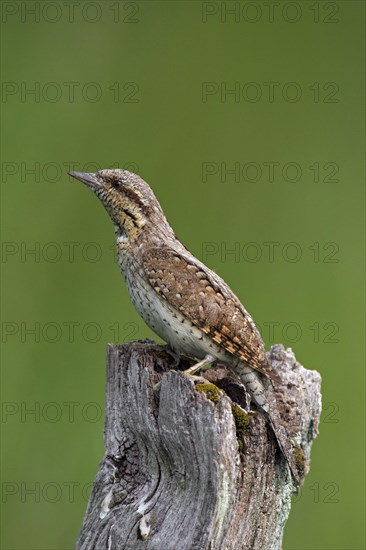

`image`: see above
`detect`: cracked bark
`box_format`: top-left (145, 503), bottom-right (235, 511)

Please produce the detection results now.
top-left (76, 341), bottom-right (321, 550)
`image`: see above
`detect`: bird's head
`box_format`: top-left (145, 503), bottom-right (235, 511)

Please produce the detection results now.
top-left (69, 169), bottom-right (167, 241)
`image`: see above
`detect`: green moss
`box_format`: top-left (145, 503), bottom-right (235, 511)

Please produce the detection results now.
top-left (293, 444), bottom-right (306, 475)
top-left (231, 404), bottom-right (251, 444)
top-left (195, 383), bottom-right (222, 404)
top-left (195, 384), bottom-right (250, 451)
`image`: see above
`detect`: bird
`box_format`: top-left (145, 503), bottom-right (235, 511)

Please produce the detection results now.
top-left (69, 168), bottom-right (300, 483)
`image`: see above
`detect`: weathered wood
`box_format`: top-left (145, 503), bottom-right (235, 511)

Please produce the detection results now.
top-left (76, 341), bottom-right (321, 550)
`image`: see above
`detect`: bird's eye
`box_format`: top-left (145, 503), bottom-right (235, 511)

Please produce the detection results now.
top-left (110, 180), bottom-right (121, 189)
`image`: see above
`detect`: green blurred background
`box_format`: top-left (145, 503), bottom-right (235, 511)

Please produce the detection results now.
top-left (1, 1), bottom-right (365, 548)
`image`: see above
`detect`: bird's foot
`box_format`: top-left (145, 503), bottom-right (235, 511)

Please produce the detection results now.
top-left (184, 354), bottom-right (216, 376)
top-left (153, 353), bottom-right (215, 393)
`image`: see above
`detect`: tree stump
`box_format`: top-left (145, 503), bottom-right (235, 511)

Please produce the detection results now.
top-left (76, 341), bottom-right (321, 550)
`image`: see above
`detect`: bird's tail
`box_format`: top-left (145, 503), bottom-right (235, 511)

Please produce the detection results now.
top-left (234, 361), bottom-right (301, 485)
top-left (263, 410), bottom-right (301, 485)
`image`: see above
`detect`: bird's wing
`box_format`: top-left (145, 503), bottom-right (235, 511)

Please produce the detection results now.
top-left (143, 246), bottom-right (280, 382)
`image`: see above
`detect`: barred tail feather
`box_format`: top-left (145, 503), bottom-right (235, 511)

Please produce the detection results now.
top-left (234, 361), bottom-right (301, 485)
top-left (265, 412), bottom-right (301, 485)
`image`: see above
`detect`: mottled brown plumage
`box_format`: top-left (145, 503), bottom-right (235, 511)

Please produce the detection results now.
top-left (142, 245), bottom-right (280, 382)
top-left (69, 168), bottom-right (300, 483)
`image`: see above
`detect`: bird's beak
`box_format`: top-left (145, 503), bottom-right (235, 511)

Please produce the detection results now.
top-left (68, 171), bottom-right (101, 191)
